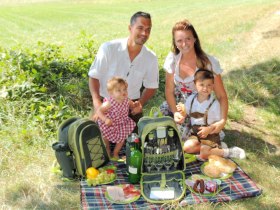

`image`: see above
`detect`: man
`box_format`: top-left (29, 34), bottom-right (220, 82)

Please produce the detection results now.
top-left (88, 11), bottom-right (159, 123)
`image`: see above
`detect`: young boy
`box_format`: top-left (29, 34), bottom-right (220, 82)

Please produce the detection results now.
top-left (174, 69), bottom-right (245, 160)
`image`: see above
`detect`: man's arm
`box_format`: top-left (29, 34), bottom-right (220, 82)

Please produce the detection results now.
top-left (131, 88), bottom-right (156, 115)
top-left (139, 88), bottom-right (156, 106)
top-left (88, 77), bottom-right (102, 120)
top-left (96, 101), bottom-right (112, 126)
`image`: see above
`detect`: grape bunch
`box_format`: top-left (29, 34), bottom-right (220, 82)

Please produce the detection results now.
top-left (87, 166), bottom-right (117, 186)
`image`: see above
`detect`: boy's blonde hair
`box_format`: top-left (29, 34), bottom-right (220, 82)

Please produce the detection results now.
top-left (107, 77), bottom-right (128, 92)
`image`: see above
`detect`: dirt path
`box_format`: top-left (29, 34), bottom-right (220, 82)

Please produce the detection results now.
top-left (226, 8), bottom-right (280, 155)
top-left (244, 9), bottom-right (280, 62)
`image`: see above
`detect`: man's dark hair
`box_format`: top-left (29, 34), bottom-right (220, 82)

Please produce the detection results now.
top-left (194, 69), bottom-right (214, 83)
top-left (130, 11), bottom-right (151, 25)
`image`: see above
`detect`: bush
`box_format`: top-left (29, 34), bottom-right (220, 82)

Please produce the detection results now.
top-left (0, 37), bottom-right (96, 134)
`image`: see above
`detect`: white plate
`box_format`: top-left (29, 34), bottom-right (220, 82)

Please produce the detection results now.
top-left (105, 185), bottom-right (141, 204)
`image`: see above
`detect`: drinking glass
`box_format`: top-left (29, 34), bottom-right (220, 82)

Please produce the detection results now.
top-left (144, 157), bottom-right (153, 173)
top-left (164, 155), bottom-right (173, 171)
top-left (155, 156), bottom-right (163, 172)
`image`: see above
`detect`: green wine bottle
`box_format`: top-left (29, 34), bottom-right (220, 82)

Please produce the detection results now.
top-left (128, 138), bottom-right (142, 184)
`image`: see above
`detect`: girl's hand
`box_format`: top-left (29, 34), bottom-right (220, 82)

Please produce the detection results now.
top-left (105, 118), bottom-right (112, 126)
top-left (174, 112), bottom-right (185, 124)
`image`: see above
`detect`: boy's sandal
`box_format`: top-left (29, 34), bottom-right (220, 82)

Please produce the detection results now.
top-left (195, 154), bottom-right (207, 162)
top-left (117, 158), bottom-right (125, 163)
top-left (110, 157), bottom-right (125, 162)
top-left (184, 153), bottom-right (197, 164)
top-left (110, 157), bottom-right (118, 162)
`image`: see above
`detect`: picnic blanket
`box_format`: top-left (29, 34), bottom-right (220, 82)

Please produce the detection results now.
top-left (80, 159), bottom-right (262, 209)
top-left (181, 160), bottom-right (262, 205)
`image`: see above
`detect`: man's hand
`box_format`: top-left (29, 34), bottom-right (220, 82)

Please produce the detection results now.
top-left (91, 112), bottom-right (99, 122)
top-left (131, 101), bottom-right (143, 115)
top-left (91, 103), bottom-right (102, 122)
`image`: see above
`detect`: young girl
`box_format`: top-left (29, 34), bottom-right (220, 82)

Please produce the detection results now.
top-left (174, 69), bottom-right (245, 160)
top-left (97, 77), bottom-right (136, 160)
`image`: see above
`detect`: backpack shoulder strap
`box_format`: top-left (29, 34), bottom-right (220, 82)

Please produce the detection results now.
top-left (189, 93), bottom-right (198, 114)
top-left (204, 97), bottom-right (217, 125)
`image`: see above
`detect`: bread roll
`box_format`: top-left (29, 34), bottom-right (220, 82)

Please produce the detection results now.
top-left (177, 102), bottom-right (186, 116)
top-left (203, 164), bottom-right (221, 178)
top-left (208, 155), bottom-right (237, 174)
top-left (208, 154), bottom-right (223, 164)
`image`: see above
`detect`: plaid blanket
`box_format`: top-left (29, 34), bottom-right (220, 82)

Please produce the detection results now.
top-left (181, 160), bottom-right (262, 205)
top-left (80, 162), bottom-right (160, 210)
top-left (80, 160), bottom-right (262, 209)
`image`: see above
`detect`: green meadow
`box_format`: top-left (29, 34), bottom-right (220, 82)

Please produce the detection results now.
top-left (0, 0), bottom-right (280, 209)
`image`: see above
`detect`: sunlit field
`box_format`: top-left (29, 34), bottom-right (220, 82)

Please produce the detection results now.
top-left (1, 0), bottom-right (280, 209)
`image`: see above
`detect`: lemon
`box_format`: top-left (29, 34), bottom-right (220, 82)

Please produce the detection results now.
top-left (86, 167), bottom-right (100, 179)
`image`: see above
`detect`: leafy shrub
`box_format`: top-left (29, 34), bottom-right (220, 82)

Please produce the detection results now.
top-left (0, 35), bottom-right (97, 134)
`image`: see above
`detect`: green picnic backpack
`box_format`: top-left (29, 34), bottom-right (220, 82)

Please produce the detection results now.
top-left (138, 108), bottom-right (186, 204)
top-left (52, 117), bottom-right (109, 179)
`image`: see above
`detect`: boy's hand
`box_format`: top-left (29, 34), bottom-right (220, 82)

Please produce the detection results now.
top-left (174, 112), bottom-right (185, 124)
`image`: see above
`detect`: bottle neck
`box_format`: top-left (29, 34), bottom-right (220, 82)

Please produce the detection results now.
top-left (134, 140), bottom-right (140, 150)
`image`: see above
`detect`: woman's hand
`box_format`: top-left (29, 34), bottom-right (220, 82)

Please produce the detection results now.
top-left (174, 112), bottom-right (185, 124)
top-left (197, 120), bottom-right (225, 138)
top-left (176, 102), bottom-right (186, 116)
top-left (197, 126), bottom-right (213, 138)
top-left (209, 120), bottom-right (226, 134)
top-left (176, 104), bottom-right (183, 112)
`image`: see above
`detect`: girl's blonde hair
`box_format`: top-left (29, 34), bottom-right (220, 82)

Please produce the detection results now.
top-left (107, 77), bottom-right (128, 92)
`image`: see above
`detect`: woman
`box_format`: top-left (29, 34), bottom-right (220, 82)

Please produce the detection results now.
top-left (160, 19), bottom-right (228, 143)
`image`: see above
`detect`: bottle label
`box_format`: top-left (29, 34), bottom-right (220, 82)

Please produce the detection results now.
top-left (128, 166), bottom-right (138, 174)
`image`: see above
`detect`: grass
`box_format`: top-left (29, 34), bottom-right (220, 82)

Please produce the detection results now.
top-left (1, 0), bottom-right (280, 209)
